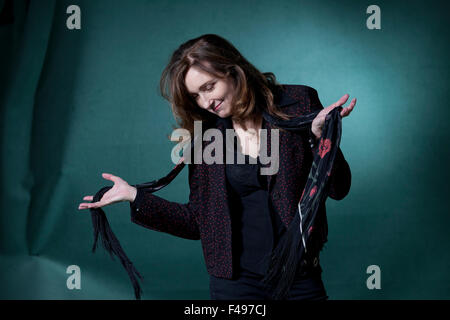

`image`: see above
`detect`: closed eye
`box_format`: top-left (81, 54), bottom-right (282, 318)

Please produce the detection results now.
top-left (191, 82), bottom-right (215, 100)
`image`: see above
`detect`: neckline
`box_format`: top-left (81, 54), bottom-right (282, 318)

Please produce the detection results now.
top-left (221, 116), bottom-right (262, 163)
top-left (234, 144), bottom-right (260, 163)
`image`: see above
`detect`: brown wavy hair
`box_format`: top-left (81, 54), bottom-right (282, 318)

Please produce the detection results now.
top-left (160, 34), bottom-right (292, 139)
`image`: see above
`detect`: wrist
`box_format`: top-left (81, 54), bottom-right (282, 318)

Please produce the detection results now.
top-left (129, 186), bottom-right (137, 203)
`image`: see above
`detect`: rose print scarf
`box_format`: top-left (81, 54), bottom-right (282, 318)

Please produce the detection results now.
top-left (88, 106), bottom-right (343, 300)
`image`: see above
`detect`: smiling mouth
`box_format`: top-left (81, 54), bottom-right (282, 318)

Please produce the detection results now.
top-left (213, 100), bottom-right (223, 111)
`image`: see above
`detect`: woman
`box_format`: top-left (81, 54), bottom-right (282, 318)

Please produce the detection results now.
top-left (78, 34), bottom-right (356, 300)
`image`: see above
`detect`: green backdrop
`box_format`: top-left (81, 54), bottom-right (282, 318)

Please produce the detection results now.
top-left (1, 0), bottom-right (449, 299)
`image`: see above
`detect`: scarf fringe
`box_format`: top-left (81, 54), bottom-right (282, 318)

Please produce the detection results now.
top-left (261, 213), bottom-right (304, 299)
top-left (261, 107), bottom-right (343, 300)
top-left (89, 161), bottom-right (186, 300)
top-left (90, 187), bottom-right (143, 300)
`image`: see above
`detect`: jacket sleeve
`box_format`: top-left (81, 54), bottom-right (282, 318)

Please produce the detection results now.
top-left (307, 86), bottom-right (352, 200)
top-left (129, 164), bottom-right (200, 240)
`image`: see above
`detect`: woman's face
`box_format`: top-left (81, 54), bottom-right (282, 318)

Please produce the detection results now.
top-left (184, 65), bottom-right (235, 118)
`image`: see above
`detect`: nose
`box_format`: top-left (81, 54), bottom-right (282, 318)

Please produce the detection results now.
top-left (198, 93), bottom-right (213, 110)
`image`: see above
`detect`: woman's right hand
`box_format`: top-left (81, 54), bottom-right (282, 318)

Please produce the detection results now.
top-left (78, 173), bottom-right (137, 210)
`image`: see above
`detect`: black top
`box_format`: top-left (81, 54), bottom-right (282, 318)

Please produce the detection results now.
top-left (222, 117), bottom-right (286, 275)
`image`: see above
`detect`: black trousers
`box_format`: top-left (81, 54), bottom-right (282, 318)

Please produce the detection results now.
top-left (209, 265), bottom-right (328, 300)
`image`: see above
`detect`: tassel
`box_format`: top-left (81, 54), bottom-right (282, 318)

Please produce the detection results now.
top-left (89, 158), bottom-right (187, 300)
top-left (261, 212), bottom-right (303, 299)
top-left (90, 186), bottom-right (143, 300)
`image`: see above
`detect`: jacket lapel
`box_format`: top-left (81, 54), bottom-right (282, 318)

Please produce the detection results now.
top-left (263, 85), bottom-right (300, 192)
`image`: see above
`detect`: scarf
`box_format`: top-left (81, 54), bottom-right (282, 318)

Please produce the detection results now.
top-left (88, 106), bottom-right (343, 300)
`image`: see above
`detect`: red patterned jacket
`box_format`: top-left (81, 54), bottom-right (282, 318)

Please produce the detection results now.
top-left (129, 84), bottom-right (351, 279)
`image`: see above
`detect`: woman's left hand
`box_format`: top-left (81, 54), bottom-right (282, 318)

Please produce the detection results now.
top-left (311, 94), bottom-right (356, 139)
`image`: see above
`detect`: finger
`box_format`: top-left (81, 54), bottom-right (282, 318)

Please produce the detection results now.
top-left (102, 173), bottom-right (121, 183)
top-left (347, 97), bottom-right (356, 109)
top-left (340, 109), bottom-right (350, 117)
top-left (78, 201), bottom-right (94, 208)
top-left (78, 202), bottom-right (104, 210)
top-left (334, 94), bottom-right (349, 107)
top-left (341, 105), bottom-right (352, 116)
top-left (340, 104), bottom-right (355, 117)
top-left (83, 196), bottom-right (93, 201)
top-left (326, 94), bottom-right (348, 111)
top-left (78, 203), bottom-right (89, 210)
top-left (339, 97), bottom-right (356, 116)
top-left (345, 98), bottom-right (357, 112)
